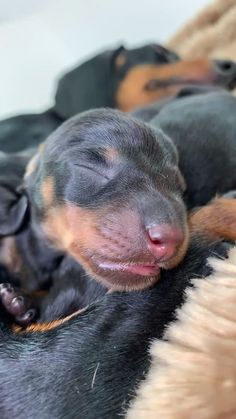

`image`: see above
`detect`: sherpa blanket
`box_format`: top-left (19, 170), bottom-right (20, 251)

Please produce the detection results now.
top-left (127, 246), bottom-right (236, 419)
top-left (167, 0), bottom-right (236, 61)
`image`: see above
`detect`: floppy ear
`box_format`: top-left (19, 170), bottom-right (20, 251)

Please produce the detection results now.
top-left (54, 48), bottom-right (122, 118)
top-left (0, 184), bottom-right (28, 236)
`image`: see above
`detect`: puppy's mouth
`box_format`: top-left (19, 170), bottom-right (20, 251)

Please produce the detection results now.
top-left (88, 228), bottom-right (189, 290)
top-left (98, 261), bottom-right (161, 277)
top-left (144, 75), bottom-right (236, 91)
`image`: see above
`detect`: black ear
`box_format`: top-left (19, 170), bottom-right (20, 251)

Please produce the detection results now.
top-left (0, 185), bottom-right (28, 236)
top-left (54, 47), bottom-right (123, 118)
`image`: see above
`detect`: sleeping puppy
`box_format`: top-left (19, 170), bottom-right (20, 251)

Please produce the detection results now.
top-left (0, 109), bottom-right (187, 323)
top-left (1, 43), bottom-right (236, 153)
top-left (0, 100), bottom-right (236, 324)
top-left (21, 109), bottom-right (189, 291)
top-left (54, 44), bottom-right (236, 116)
top-left (0, 228), bottom-right (233, 418)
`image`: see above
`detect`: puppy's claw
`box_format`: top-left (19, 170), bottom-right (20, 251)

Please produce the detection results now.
top-left (16, 308), bottom-right (37, 326)
top-left (0, 283), bottom-right (37, 325)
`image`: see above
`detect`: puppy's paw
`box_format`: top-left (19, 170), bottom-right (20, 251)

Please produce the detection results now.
top-left (0, 283), bottom-right (37, 326)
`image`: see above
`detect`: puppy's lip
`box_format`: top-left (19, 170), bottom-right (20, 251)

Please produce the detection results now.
top-left (98, 261), bottom-right (160, 277)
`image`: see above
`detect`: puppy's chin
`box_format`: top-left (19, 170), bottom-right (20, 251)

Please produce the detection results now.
top-left (91, 268), bottom-right (160, 292)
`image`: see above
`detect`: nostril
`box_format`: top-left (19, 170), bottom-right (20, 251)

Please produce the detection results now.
top-left (215, 59), bottom-right (236, 74)
top-left (146, 224), bottom-right (184, 262)
top-left (147, 229), bottom-right (165, 245)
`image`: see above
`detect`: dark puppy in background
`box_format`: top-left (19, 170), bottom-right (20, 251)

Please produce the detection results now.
top-left (1, 43), bottom-right (236, 153)
top-left (55, 45), bottom-right (236, 115)
top-left (1, 93), bottom-right (236, 324)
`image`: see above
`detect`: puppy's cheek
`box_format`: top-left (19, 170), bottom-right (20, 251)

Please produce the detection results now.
top-left (41, 205), bottom-right (102, 253)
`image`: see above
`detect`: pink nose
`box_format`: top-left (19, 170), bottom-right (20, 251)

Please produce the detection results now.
top-left (146, 224), bottom-right (184, 262)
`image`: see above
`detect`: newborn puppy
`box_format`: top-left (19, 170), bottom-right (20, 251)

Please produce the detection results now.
top-left (24, 109), bottom-right (188, 291)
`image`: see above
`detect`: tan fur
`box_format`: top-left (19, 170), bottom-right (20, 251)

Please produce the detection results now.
top-left (41, 204), bottom-right (113, 286)
top-left (0, 236), bottom-right (22, 275)
top-left (40, 176), bottom-right (55, 207)
top-left (115, 52), bottom-right (126, 68)
top-left (127, 246), bottom-right (236, 419)
top-left (103, 147), bottom-right (120, 161)
top-left (189, 198), bottom-right (236, 241)
top-left (167, 0), bottom-right (236, 62)
top-left (116, 60), bottom-right (214, 111)
top-left (24, 143), bottom-right (45, 179)
top-left (13, 306), bottom-right (88, 333)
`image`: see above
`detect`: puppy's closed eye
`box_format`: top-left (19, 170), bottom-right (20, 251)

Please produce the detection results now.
top-left (74, 164), bottom-right (110, 182)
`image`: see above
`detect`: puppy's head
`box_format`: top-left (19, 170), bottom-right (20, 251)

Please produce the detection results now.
top-left (116, 57), bottom-right (236, 111)
top-left (55, 43), bottom-right (236, 116)
top-left (54, 43), bottom-right (179, 119)
top-left (25, 109), bottom-right (188, 291)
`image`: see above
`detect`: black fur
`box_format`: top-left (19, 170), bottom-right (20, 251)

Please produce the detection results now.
top-left (0, 110), bottom-right (62, 153)
top-left (133, 90), bottom-right (236, 208)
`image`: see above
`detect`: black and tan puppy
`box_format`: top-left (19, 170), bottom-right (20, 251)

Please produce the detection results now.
top-left (0, 109), bottom-right (188, 323)
top-left (54, 45), bottom-right (236, 115)
top-left (24, 109), bottom-right (189, 291)
top-left (1, 43), bottom-right (236, 153)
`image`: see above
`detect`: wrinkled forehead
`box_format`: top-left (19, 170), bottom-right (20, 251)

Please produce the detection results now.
top-left (44, 111), bottom-right (178, 166)
top-left (76, 134), bottom-right (171, 166)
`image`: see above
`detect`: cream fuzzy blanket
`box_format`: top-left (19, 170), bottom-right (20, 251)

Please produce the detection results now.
top-left (127, 247), bottom-right (236, 419)
top-left (167, 0), bottom-right (236, 61)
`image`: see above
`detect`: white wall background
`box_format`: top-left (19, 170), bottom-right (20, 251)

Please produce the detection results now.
top-left (0, 0), bottom-right (209, 119)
